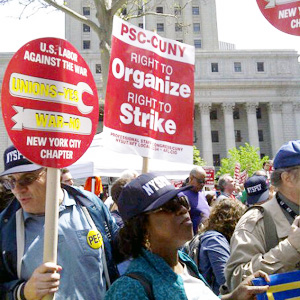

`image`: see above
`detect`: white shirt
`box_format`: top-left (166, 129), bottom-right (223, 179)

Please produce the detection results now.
top-left (180, 263), bottom-right (219, 300)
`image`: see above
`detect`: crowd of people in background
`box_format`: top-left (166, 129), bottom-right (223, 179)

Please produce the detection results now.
top-left (1, 140), bottom-right (300, 299)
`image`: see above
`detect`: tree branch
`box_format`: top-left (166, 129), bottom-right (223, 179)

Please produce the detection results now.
top-left (111, 0), bottom-right (127, 16)
top-left (42, 0), bottom-right (103, 35)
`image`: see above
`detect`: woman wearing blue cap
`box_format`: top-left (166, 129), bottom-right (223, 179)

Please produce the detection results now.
top-left (105, 173), bottom-right (269, 300)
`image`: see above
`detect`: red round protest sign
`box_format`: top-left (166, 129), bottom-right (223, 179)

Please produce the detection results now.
top-left (256, 0), bottom-right (300, 36)
top-left (1, 38), bottom-right (99, 168)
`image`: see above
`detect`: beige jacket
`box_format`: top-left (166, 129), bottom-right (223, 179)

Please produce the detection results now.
top-left (225, 196), bottom-right (300, 291)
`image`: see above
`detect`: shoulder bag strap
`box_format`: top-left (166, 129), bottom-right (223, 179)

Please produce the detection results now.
top-left (245, 205), bottom-right (279, 251)
top-left (126, 272), bottom-right (155, 300)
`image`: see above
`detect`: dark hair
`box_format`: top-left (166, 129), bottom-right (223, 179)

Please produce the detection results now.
top-left (201, 198), bottom-right (246, 241)
top-left (111, 178), bottom-right (130, 205)
top-left (205, 193), bottom-right (215, 206)
top-left (118, 213), bottom-right (149, 259)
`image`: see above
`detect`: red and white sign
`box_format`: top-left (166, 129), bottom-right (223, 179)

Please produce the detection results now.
top-left (234, 162), bottom-right (241, 183)
top-left (239, 170), bottom-right (248, 185)
top-left (1, 38), bottom-right (99, 168)
top-left (203, 166), bottom-right (215, 187)
top-left (256, 0), bottom-right (300, 36)
top-left (103, 17), bottom-right (195, 164)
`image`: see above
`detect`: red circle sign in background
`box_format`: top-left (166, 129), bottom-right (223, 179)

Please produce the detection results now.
top-left (256, 0), bottom-right (300, 36)
top-left (1, 38), bottom-right (99, 168)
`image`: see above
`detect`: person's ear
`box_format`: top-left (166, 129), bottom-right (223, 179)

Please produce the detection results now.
top-left (281, 171), bottom-right (295, 187)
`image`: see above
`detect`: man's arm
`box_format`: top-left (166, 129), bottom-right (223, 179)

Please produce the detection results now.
top-left (225, 213), bottom-right (300, 291)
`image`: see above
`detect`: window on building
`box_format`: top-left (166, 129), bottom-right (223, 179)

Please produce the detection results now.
top-left (83, 40), bottom-right (91, 50)
top-left (256, 107), bottom-right (262, 119)
top-left (211, 131), bottom-right (219, 143)
top-left (83, 7), bottom-right (90, 15)
top-left (157, 23), bottom-right (164, 32)
top-left (193, 23), bottom-right (200, 33)
top-left (138, 23), bottom-right (144, 28)
top-left (260, 153), bottom-right (265, 159)
top-left (233, 108), bottom-right (240, 119)
top-left (83, 24), bottom-right (90, 32)
top-left (211, 63), bottom-right (218, 72)
top-left (213, 154), bottom-right (221, 167)
top-left (257, 62), bottom-right (264, 72)
top-left (174, 7), bottom-right (181, 15)
top-left (210, 110), bottom-right (218, 120)
top-left (235, 130), bottom-right (242, 142)
top-left (156, 6), bottom-right (163, 13)
top-left (95, 64), bottom-right (102, 74)
top-left (192, 6), bottom-right (200, 15)
top-left (194, 40), bottom-right (202, 49)
top-left (258, 130), bottom-right (264, 142)
top-left (194, 131), bottom-right (197, 143)
top-left (234, 62), bottom-right (242, 72)
top-left (175, 23), bottom-right (182, 32)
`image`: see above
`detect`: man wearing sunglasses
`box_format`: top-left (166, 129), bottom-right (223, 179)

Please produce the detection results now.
top-left (180, 166), bottom-right (210, 235)
top-left (0, 145), bottom-right (119, 300)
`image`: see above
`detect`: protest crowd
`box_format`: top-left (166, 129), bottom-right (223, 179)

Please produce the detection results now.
top-left (0, 139), bottom-right (300, 300)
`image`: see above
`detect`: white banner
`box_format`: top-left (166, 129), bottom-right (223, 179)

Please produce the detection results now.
top-left (9, 73), bottom-right (94, 114)
top-left (12, 106), bottom-right (92, 134)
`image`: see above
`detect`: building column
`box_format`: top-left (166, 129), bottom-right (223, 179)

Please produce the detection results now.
top-left (199, 103), bottom-right (213, 166)
top-left (221, 102), bottom-right (236, 154)
top-left (245, 102), bottom-right (260, 154)
top-left (282, 102), bottom-right (295, 141)
top-left (293, 102), bottom-right (300, 140)
top-left (268, 102), bottom-right (284, 157)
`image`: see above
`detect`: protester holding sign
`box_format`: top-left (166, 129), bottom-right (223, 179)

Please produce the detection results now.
top-left (0, 146), bottom-right (119, 300)
top-left (225, 140), bottom-right (300, 292)
top-left (105, 173), bottom-right (270, 300)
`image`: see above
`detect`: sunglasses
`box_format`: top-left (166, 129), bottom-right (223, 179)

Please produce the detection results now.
top-left (2, 169), bottom-right (45, 190)
top-left (149, 195), bottom-right (190, 214)
top-left (194, 176), bottom-right (206, 184)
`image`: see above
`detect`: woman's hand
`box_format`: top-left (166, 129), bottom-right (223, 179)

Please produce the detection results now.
top-left (221, 270), bottom-right (270, 300)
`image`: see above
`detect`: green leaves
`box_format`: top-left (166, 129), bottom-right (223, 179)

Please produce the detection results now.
top-left (193, 145), bottom-right (206, 166)
top-left (217, 143), bottom-right (269, 177)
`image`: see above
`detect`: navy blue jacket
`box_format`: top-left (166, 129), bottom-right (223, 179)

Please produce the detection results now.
top-left (0, 185), bottom-right (119, 299)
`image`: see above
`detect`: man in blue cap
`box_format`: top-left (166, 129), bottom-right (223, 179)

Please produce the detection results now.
top-left (0, 145), bottom-right (119, 300)
top-left (244, 175), bottom-right (271, 206)
top-left (224, 140), bottom-right (300, 292)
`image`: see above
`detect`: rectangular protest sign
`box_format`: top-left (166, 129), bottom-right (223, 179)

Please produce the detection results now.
top-left (252, 270), bottom-right (300, 300)
top-left (203, 166), bottom-right (215, 187)
top-left (103, 16), bottom-right (195, 164)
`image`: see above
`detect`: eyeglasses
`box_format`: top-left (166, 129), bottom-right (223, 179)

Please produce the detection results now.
top-left (194, 177), bottom-right (206, 184)
top-left (148, 195), bottom-right (190, 214)
top-left (2, 169), bottom-right (45, 190)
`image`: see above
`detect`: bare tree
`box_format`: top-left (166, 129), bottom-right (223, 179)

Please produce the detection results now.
top-left (0, 0), bottom-right (187, 96)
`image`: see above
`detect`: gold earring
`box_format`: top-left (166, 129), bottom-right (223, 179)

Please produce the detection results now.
top-left (144, 236), bottom-right (151, 251)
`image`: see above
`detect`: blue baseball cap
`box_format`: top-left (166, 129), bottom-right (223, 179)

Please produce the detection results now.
top-left (273, 140), bottom-right (300, 169)
top-left (244, 175), bottom-right (270, 205)
top-left (118, 172), bottom-right (191, 222)
top-left (0, 145), bottom-right (42, 176)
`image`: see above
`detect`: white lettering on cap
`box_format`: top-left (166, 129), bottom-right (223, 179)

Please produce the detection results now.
top-left (142, 176), bottom-right (170, 196)
top-left (6, 150), bottom-right (23, 163)
top-left (247, 184), bottom-right (262, 194)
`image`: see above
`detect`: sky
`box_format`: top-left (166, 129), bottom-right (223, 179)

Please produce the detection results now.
top-left (0, 0), bottom-right (299, 54)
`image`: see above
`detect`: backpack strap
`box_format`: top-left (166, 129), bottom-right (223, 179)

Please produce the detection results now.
top-left (246, 205), bottom-right (279, 251)
top-left (126, 272), bottom-right (155, 300)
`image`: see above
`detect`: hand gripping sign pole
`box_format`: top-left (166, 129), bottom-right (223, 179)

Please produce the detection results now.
top-left (1, 38), bottom-right (99, 300)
